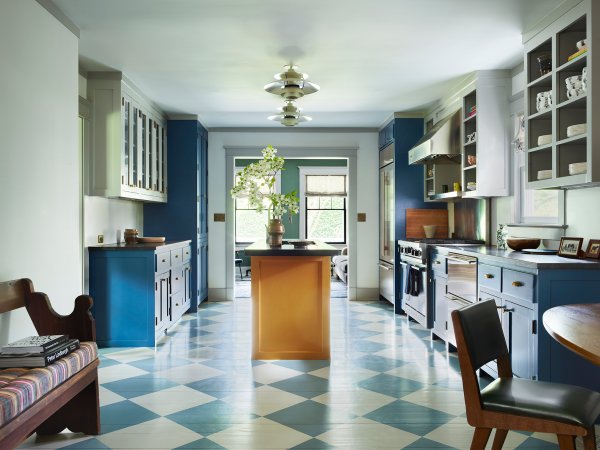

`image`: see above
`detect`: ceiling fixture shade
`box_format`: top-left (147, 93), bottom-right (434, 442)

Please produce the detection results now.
top-left (264, 65), bottom-right (320, 101)
top-left (268, 101), bottom-right (312, 127)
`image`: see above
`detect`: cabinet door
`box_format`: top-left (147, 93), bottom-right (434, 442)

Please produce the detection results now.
top-left (183, 263), bottom-right (191, 310)
top-left (155, 272), bottom-right (170, 332)
top-left (121, 97), bottom-right (132, 188)
top-left (199, 238), bottom-right (208, 302)
top-left (432, 276), bottom-right (448, 340)
top-left (504, 297), bottom-right (537, 380)
top-left (478, 292), bottom-right (504, 378)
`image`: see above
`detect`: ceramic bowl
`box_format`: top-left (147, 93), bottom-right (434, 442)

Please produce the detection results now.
top-left (506, 238), bottom-right (541, 251)
top-left (537, 169), bottom-right (552, 180)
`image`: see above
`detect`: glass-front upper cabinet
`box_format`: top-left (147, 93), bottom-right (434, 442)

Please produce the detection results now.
top-left (88, 72), bottom-right (167, 203)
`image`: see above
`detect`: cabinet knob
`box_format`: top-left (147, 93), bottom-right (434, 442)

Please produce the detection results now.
top-left (162, 259), bottom-right (166, 263)
top-left (435, 260), bottom-right (441, 265)
top-left (176, 303), bottom-right (179, 306)
top-left (512, 281), bottom-right (524, 287)
top-left (485, 274), bottom-right (494, 279)
top-left (175, 277), bottom-right (179, 281)
top-left (175, 255), bottom-right (179, 258)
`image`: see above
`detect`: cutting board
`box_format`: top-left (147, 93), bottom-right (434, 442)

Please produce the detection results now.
top-left (405, 209), bottom-right (449, 239)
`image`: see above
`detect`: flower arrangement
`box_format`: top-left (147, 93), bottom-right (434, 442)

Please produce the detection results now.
top-left (230, 145), bottom-right (299, 220)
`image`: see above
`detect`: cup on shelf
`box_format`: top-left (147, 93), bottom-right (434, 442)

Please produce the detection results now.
top-left (537, 53), bottom-right (552, 76)
top-left (576, 39), bottom-right (587, 50)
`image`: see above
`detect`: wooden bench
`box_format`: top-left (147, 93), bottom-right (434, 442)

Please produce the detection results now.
top-left (0, 279), bottom-right (100, 450)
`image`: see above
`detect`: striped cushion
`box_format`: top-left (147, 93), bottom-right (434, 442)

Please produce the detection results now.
top-left (0, 342), bottom-right (97, 426)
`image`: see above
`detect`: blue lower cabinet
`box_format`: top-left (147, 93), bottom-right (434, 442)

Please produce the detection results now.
top-left (89, 241), bottom-right (192, 347)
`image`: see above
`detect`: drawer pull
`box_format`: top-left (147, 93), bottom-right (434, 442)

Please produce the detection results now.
top-left (435, 260), bottom-right (441, 264)
top-left (512, 281), bottom-right (524, 287)
top-left (484, 274), bottom-right (494, 279)
top-left (501, 306), bottom-right (515, 313)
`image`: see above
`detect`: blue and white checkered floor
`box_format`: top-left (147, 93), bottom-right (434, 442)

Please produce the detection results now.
top-left (18, 296), bottom-right (591, 449)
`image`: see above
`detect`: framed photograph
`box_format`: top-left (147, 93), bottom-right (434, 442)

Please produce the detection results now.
top-left (558, 237), bottom-right (583, 258)
top-left (585, 239), bottom-right (600, 259)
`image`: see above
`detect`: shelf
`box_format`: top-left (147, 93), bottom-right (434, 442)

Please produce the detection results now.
top-left (527, 143), bottom-right (553, 153)
top-left (425, 177), bottom-right (434, 181)
top-left (463, 164), bottom-right (477, 171)
top-left (556, 93), bottom-right (587, 110)
top-left (557, 52), bottom-right (588, 73)
top-left (527, 71), bottom-right (553, 89)
top-left (463, 140), bottom-right (476, 147)
top-left (462, 190), bottom-right (483, 198)
top-left (528, 108), bottom-right (552, 120)
top-left (463, 113), bottom-right (477, 123)
top-left (556, 134), bottom-right (587, 146)
top-left (427, 191), bottom-right (462, 201)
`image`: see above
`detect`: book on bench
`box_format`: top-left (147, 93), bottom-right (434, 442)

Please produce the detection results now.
top-left (0, 335), bottom-right (68, 355)
top-left (0, 339), bottom-right (80, 368)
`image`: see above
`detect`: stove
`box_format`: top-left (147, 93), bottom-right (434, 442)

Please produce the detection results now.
top-left (398, 238), bottom-right (484, 328)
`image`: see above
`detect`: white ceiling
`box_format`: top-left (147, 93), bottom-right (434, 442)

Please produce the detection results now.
top-left (52, 0), bottom-right (565, 129)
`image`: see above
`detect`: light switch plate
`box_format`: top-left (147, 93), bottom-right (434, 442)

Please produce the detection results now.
top-left (214, 213), bottom-right (226, 222)
top-left (357, 213), bottom-right (366, 222)
top-left (97, 234), bottom-right (104, 244)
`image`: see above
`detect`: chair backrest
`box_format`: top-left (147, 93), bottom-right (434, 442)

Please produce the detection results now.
top-left (451, 300), bottom-right (512, 421)
top-left (0, 279), bottom-right (33, 314)
top-left (452, 300), bottom-right (509, 371)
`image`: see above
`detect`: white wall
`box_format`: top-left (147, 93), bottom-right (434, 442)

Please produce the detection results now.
top-left (0, 1), bottom-right (80, 342)
top-left (208, 130), bottom-right (379, 300)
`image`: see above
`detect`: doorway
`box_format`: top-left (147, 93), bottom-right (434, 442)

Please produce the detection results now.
top-left (225, 146), bottom-right (358, 302)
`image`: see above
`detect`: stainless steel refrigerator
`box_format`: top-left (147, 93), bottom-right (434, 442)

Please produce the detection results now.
top-left (379, 143), bottom-right (395, 304)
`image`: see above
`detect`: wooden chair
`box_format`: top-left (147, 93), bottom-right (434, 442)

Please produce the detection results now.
top-left (451, 300), bottom-right (600, 450)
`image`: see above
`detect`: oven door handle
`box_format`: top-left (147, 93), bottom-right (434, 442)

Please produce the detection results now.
top-left (447, 256), bottom-right (477, 265)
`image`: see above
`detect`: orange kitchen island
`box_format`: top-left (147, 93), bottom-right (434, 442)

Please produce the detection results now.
top-left (244, 240), bottom-right (338, 360)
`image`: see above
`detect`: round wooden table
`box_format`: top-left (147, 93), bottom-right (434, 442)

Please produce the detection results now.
top-left (542, 303), bottom-right (600, 366)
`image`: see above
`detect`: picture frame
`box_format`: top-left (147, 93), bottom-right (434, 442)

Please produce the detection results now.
top-left (585, 239), bottom-right (600, 259)
top-left (558, 237), bottom-right (583, 258)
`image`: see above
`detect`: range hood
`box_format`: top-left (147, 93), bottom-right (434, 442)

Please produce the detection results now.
top-left (408, 110), bottom-right (461, 165)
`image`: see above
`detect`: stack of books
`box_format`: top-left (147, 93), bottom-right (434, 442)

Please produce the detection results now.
top-left (0, 335), bottom-right (80, 368)
top-left (568, 47), bottom-right (587, 62)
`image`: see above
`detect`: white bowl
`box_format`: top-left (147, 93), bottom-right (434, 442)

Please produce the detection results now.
top-left (537, 134), bottom-right (552, 146)
top-left (569, 162), bottom-right (587, 175)
top-left (566, 123), bottom-right (587, 137)
top-left (537, 170), bottom-right (552, 180)
top-left (466, 183), bottom-right (476, 191)
top-left (577, 39), bottom-right (588, 50)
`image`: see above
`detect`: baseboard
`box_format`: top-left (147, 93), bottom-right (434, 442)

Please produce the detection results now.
top-left (347, 287), bottom-right (379, 301)
top-left (208, 288), bottom-right (231, 302)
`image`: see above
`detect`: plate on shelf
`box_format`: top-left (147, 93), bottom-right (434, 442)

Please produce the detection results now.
top-left (566, 123), bottom-right (586, 138)
top-left (137, 236), bottom-right (166, 243)
top-left (568, 162), bottom-right (587, 175)
top-left (537, 170), bottom-right (552, 180)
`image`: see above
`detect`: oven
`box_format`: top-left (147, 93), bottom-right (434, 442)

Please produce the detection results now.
top-left (400, 260), bottom-right (429, 327)
top-left (446, 252), bottom-right (478, 304)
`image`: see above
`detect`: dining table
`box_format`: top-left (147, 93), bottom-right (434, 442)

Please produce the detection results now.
top-left (542, 303), bottom-right (600, 367)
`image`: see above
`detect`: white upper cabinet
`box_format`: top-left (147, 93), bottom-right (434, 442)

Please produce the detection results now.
top-left (460, 71), bottom-right (511, 198)
top-left (87, 72), bottom-right (167, 203)
top-left (524, 0), bottom-right (598, 189)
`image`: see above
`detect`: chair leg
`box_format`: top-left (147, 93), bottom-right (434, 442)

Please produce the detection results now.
top-left (470, 427), bottom-right (492, 450)
top-left (582, 426), bottom-right (596, 450)
top-left (556, 434), bottom-right (576, 450)
top-left (492, 429), bottom-right (508, 450)
top-left (239, 264), bottom-right (243, 279)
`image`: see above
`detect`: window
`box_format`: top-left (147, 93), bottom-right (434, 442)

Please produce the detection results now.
top-left (299, 167), bottom-right (348, 243)
top-left (513, 113), bottom-right (564, 224)
top-left (234, 168), bottom-right (280, 243)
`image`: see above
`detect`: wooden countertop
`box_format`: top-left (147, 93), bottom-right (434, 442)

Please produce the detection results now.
top-left (543, 304), bottom-right (600, 366)
top-left (244, 240), bottom-right (339, 256)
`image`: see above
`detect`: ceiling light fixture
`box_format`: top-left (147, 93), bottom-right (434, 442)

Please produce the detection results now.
top-left (268, 101), bottom-right (312, 127)
top-left (264, 64), bottom-right (320, 101)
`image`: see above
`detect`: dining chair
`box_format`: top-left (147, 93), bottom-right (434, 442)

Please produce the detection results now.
top-left (234, 252), bottom-right (244, 280)
top-left (451, 300), bottom-right (600, 450)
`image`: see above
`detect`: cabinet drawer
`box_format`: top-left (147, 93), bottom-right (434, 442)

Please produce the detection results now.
top-left (171, 248), bottom-right (184, 266)
top-left (182, 246), bottom-right (192, 263)
top-left (502, 269), bottom-right (535, 302)
top-left (431, 254), bottom-right (446, 275)
top-left (171, 267), bottom-right (185, 294)
top-left (156, 252), bottom-right (170, 273)
top-left (171, 290), bottom-right (185, 321)
top-left (479, 264), bottom-right (501, 293)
